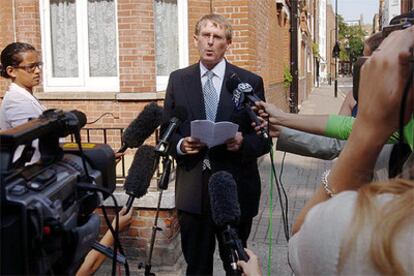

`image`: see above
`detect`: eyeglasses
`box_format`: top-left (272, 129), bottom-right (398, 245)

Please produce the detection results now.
top-left (13, 61), bottom-right (43, 73)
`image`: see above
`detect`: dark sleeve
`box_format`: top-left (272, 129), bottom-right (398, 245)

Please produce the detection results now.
top-left (161, 72), bottom-right (205, 169)
top-left (161, 72), bottom-right (181, 159)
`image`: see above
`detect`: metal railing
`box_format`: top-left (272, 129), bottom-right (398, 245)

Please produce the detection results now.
top-left (69, 127), bottom-right (162, 181)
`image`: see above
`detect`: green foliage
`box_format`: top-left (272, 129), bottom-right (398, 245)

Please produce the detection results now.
top-left (312, 43), bottom-right (320, 59)
top-left (283, 66), bottom-right (293, 89)
top-left (337, 15), bottom-right (366, 62)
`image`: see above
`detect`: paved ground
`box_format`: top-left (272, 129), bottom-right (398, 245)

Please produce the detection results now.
top-left (213, 78), bottom-right (353, 275)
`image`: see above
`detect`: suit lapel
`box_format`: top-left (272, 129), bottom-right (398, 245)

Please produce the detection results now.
top-left (216, 61), bottom-right (235, 122)
top-left (184, 63), bottom-right (206, 120)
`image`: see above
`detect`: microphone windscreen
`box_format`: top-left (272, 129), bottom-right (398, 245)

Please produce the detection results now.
top-left (208, 171), bottom-right (241, 226)
top-left (70, 110), bottom-right (87, 128)
top-left (124, 145), bottom-right (156, 198)
top-left (172, 106), bottom-right (188, 122)
top-left (226, 72), bottom-right (241, 93)
top-left (122, 102), bottom-right (163, 148)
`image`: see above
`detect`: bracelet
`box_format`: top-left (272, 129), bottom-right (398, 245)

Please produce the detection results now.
top-left (321, 169), bottom-right (336, 197)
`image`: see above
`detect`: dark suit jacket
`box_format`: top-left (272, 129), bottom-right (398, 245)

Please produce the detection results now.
top-left (162, 61), bottom-right (270, 220)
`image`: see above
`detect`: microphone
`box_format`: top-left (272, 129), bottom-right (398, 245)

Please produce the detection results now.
top-left (208, 171), bottom-right (249, 271)
top-left (118, 102), bottom-right (163, 153)
top-left (227, 73), bottom-right (268, 139)
top-left (123, 145), bottom-right (157, 212)
top-left (155, 106), bottom-right (188, 156)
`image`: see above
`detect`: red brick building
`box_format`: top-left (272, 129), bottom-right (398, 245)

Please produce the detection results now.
top-left (0, 0), bottom-right (311, 273)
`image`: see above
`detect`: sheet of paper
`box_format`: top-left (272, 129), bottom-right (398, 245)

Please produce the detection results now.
top-left (191, 120), bottom-right (239, 148)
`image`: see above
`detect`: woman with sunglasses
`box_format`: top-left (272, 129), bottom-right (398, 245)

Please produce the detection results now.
top-left (0, 42), bottom-right (45, 163)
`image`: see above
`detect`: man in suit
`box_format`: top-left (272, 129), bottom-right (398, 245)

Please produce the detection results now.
top-left (161, 14), bottom-right (270, 275)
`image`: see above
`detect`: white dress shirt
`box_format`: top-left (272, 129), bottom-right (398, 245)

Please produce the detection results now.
top-left (0, 83), bottom-right (46, 164)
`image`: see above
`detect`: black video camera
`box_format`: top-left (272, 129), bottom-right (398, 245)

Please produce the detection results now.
top-left (0, 109), bottom-right (116, 275)
top-left (353, 12), bottom-right (414, 102)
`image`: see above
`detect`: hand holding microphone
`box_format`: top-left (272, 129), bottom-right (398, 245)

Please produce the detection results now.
top-left (208, 171), bottom-right (249, 272)
top-left (227, 73), bottom-right (269, 139)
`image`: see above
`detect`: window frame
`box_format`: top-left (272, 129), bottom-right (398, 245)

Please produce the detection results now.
top-left (155, 0), bottom-right (189, 92)
top-left (39, 0), bottom-right (120, 92)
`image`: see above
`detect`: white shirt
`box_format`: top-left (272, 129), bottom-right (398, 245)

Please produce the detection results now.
top-left (199, 58), bottom-right (226, 101)
top-left (0, 83), bottom-right (46, 164)
top-left (288, 191), bottom-right (414, 275)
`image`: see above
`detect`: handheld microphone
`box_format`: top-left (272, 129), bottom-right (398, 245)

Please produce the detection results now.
top-left (227, 73), bottom-right (269, 139)
top-left (123, 145), bottom-right (157, 212)
top-left (118, 102), bottom-right (163, 153)
top-left (155, 106), bottom-right (188, 156)
top-left (208, 171), bottom-right (249, 271)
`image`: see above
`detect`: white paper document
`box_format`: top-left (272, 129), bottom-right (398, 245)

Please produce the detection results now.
top-left (191, 120), bottom-right (239, 148)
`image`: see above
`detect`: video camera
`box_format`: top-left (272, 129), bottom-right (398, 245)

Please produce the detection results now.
top-left (353, 12), bottom-right (414, 101)
top-left (1, 109), bottom-right (116, 275)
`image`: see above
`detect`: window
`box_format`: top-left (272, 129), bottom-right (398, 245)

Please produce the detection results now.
top-left (154, 0), bottom-right (188, 91)
top-left (40, 0), bottom-right (119, 92)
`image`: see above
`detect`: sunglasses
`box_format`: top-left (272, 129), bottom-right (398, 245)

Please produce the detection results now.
top-left (13, 61), bottom-right (43, 73)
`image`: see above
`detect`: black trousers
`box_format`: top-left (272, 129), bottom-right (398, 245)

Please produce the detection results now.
top-left (177, 171), bottom-right (253, 276)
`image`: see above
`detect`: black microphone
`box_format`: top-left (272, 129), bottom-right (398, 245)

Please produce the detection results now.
top-left (118, 102), bottom-right (163, 153)
top-left (227, 73), bottom-right (269, 139)
top-left (123, 145), bottom-right (157, 212)
top-left (208, 171), bottom-right (249, 272)
top-left (155, 106), bottom-right (188, 156)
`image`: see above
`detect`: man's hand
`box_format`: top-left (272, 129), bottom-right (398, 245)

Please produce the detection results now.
top-left (226, 132), bottom-right (243, 151)
top-left (180, 137), bottom-right (206, 154)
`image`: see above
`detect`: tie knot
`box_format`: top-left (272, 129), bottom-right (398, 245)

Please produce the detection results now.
top-left (205, 70), bottom-right (215, 80)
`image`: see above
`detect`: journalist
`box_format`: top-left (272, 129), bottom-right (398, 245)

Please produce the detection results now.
top-left (240, 25), bottom-right (414, 275)
top-left (161, 13), bottom-right (270, 275)
top-left (0, 42), bottom-right (45, 163)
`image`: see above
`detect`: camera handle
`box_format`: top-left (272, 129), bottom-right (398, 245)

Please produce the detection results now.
top-left (138, 156), bottom-right (172, 276)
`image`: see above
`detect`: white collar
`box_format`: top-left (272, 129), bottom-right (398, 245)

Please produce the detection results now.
top-left (199, 59), bottom-right (226, 80)
top-left (8, 83), bottom-right (45, 110)
top-left (9, 83), bottom-right (37, 100)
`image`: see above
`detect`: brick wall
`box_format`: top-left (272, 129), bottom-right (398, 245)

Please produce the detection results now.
top-left (0, 1), bottom-right (14, 95)
top-left (94, 207), bottom-right (181, 273)
top-left (118, 0), bottom-right (156, 93)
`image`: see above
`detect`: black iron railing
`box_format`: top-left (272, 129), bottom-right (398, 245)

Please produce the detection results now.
top-left (69, 127), bottom-right (162, 181)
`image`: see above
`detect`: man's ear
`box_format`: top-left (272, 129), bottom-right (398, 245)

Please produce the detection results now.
top-left (226, 40), bottom-right (232, 51)
top-left (193, 34), bottom-right (199, 47)
top-left (6, 66), bottom-right (16, 79)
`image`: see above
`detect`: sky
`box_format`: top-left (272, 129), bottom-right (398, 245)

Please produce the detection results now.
top-left (329, 0), bottom-right (379, 24)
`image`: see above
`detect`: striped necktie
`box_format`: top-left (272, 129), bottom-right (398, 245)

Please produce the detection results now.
top-left (203, 70), bottom-right (219, 121)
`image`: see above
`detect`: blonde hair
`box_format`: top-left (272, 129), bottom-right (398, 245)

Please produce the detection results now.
top-left (339, 178), bottom-right (414, 275)
top-left (194, 14), bottom-right (233, 41)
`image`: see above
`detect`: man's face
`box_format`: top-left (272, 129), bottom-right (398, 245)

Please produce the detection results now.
top-left (193, 20), bottom-right (231, 69)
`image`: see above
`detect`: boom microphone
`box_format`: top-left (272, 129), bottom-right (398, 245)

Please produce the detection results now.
top-left (124, 145), bottom-right (157, 212)
top-left (155, 106), bottom-right (188, 155)
top-left (118, 102), bottom-right (163, 153)
top-left (208, 171), bottom-right (249, 271)
top-left (226, 73), bottom-right (268, 139)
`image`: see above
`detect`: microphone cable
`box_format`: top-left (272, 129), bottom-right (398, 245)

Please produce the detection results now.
top-left (77, 184), bottom-right (130, 276)
top-left (264, 119), bottom-right (290, 276)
